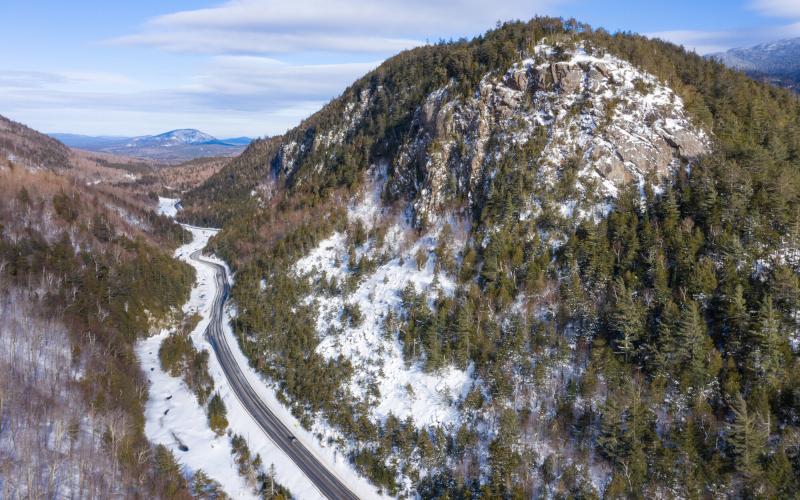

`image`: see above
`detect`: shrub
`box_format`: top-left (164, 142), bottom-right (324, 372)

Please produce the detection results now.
top-left (207, 392), bottom-right (228, 436)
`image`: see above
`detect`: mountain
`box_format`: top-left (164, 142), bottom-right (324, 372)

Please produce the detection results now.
top-left (48, 132), bottom-right (129, 150)
top-left (50, 128), bottom-right (252, 162)
top-left (218, 136), bottom-right (253, 146)
top-left (129, 128), bottom-right (217, 147)
top-left (181, 18), bottom-right (800, 497)
top-left (709, 37), bottom-right (800, 90)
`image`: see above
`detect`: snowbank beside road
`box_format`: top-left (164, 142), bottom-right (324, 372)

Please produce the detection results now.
top-left (138, 225), bottom-right (383, 499)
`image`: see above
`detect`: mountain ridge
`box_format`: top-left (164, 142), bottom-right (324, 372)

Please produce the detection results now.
top-left (50, 128), bottom-right (253, 161)
top-left (709, 37), bottom-right (800, 90)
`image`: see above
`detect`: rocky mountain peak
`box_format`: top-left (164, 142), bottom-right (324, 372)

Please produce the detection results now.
top-left (396, 42), bottom-right (710, 221)
top-left (252, 42), bottom-right (710, 230)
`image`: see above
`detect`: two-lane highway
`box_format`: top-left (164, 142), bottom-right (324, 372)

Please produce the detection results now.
top-left (189, 249), bottom-right (360, 500)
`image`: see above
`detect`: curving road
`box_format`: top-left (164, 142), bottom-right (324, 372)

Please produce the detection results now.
top-left (189, 249), bottom-right (360, 500)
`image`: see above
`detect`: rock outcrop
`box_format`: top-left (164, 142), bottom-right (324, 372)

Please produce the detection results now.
top-left (389, 42), bottom-right (710, 220)
top-left (263, 42), bottom-right (710, 224)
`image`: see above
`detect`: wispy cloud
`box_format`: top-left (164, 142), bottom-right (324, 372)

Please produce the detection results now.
top-left (109, 0), bottom-right (565, 55)
top-left (112, 30), bottom-right (421, 55)
top-left (56, 0), bottom-right (565, 136)
top-left (184, 56), bottom-right (379, 102)
top-left (751, 0), bottom-right (800, 18)
top-left (0, 57), bottom-right (379, 137)
top-left (646, 30), bottom-right (736, 54)
top-left (648, 22), bottom-right (800, 54)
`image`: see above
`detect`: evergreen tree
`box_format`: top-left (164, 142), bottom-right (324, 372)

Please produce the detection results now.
top-left (207, 392), bottom-right (229, 436)
top-left (675, 301), bottom-right (715, 387)
top-left (748, 295), bottom-right (783, 384)
top-left (609, 277), bottom-right (645, 362)
top-left (727, 394), bottom-right (769, 479)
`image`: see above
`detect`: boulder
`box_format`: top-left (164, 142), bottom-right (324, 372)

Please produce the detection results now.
top-left (593, 150), bottom-right (631, 185)
top-left (535, 67), bottom-right (554, 91)
top-left (660, 129), bottom-right (707, 158)
top-left (534, 63), bottom-right (584, 93)
top-left (552, 62), bottom-right (584, 93)
top-left (593, 62), bottom-right (612, 79)
top-left (506, 69), bottom-right (529, 91)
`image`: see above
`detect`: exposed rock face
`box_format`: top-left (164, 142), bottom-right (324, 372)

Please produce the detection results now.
top-left (266, 42), bottom-right (710, 223)
top-left (388, 42), bottom-right (710, 220)
top-left (533, 62), bottom-right (585, 93)
top-left (661, 128), bottom-right (708, 158)
top-left (506, 69), bottom-right (529, 91)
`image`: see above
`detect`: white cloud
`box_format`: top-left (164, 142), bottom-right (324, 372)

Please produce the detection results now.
top-left (751, 0), bottom-right (800, 18)
top-left (186, 56), bottom-right (378, 96)
top-left (646, 30), bottom-right (736, 54)
top-left (51, 0), bottom-right (566, 136)
top-left (647, 22), bottom-right (800, 54)
top-left (0, 58), bottom-right (378, 137)
top-left (110, 0), bottom-right (566, 55)
top-left (112, 30), bottom-right (421, 54)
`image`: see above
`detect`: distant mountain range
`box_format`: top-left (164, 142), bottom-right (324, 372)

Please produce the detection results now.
top-left (50, 129), bottom-right (253, 162)
top-left (709, 37), bottom-right (800, 91)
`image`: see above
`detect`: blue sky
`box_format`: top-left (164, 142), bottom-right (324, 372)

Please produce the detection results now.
top-left (1, 0), bottom-right (799, 138)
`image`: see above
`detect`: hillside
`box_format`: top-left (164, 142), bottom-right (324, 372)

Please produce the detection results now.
top-left (0, 117), bottom-right (208, 497)
top-left (710, 37), bottom-right (800, 91)
top-left (0, 114), bottom-right (72, 170)
top-left (181, 18), bottom-right (800, 498)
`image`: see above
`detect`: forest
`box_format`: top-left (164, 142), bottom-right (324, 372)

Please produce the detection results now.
top-left (0, 163), bottom-right (201, 498)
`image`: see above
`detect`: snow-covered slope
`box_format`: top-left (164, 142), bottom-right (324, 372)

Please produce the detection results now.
top-left (138, 222), bottom-right (383, 499)
top-left (709, 37), bottom-right (800, 74)
top-left (709, 37), bottom-right (800, 90)
top-left (277, 42), bottom-right (710, 494)
top-left (295, 182), bottom-right (472, 429)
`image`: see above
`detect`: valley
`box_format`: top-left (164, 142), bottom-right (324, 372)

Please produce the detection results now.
top-left (4, 11), bottom-right (800, 500)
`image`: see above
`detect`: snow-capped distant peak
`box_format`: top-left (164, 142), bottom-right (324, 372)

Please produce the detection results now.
top-left (709, 37), bottom-right (800, 74)
top-left (132, 129), bottom-right (217, 147)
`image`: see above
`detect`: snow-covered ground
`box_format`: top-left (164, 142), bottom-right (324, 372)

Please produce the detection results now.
top-left (138, 223), bottom-right (383, 499)
top-left (296, 227), bottom-right (473, 428)
top-left (295, 185), bottom-right (475, 431)
top-left (157, 197), bottom-right (180, 217)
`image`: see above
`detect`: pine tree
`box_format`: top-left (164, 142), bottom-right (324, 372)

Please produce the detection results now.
top-left (726, 284), bottom-right (748, 356)
top-left (675, 301), bottom-right (712, 386)
top-left (609, 277), bottom-right (644, 362)
top-left (597, 392), bottom-right (628, 463)
top-left (452, 302), bottom-right (473, 369)
top-left (650, 247), bottom-right (671, 305)
top-left (207, 392), bottom-right (228, 436)
top-left (727, 394), bottom-right (769, 479)
top-left (749, 295), bottom-right (783, 384)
